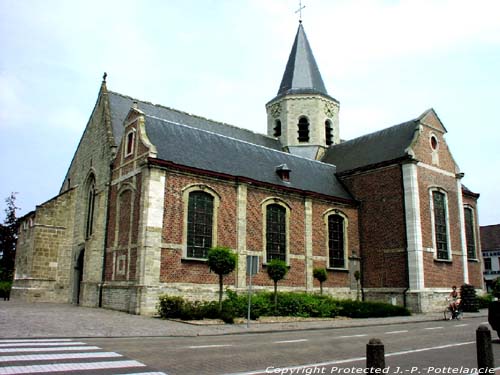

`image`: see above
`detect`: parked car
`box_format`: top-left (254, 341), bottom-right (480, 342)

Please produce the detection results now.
top-left (488, 300), bottom-right (500, 338)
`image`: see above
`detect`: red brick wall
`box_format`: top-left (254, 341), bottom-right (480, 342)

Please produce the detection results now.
top-left (341, 165), bottom-right (407, 289)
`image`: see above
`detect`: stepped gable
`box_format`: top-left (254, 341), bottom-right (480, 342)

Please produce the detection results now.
top-left (108, 91), bottom-right (281, 150)
top-left (144, 114), bottom-right (353, 201)
top-left (322, 119), bottom-right (419, 174)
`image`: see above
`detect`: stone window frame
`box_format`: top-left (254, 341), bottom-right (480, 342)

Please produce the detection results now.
top-left (261, 197), bottom-right (290, 265)
top-left (323, 209), bottom-right (349, 270)
top-left (429, 187), bottom-right (452, 261)
top-left (181, 184), bottom-right (220, 261)
top-left (463, 205), bottom-right (478, 261)
top-left (124, 129), bottom-right (136, 158)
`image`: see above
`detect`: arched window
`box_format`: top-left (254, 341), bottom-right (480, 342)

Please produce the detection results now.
top-left (187, 191), bottom-right (214, 259)
top-left (328, 214), bottom-right (345, 268)
top-left (464, 207), bottom-right (476, 259)
top-left (325, 120), bottom-right (333, 146)
top-left (266, 204), bottom-right (287, 262)
top-left (273, 120), bottom-right (281, 137)
top-left (431, 190), bottom-right (449, 260)
top-left (85, 177), bottom-right (96, 239)
top-left (125, 130), bottom-right (135, 156)
top-left (297, 116), bottom-right (310, 142)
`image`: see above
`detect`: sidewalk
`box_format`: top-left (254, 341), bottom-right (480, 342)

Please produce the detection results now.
top-left (0, 300), bottom-right (489, 339)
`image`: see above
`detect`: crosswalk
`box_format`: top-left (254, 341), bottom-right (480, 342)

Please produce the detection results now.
top-left (0, 339), bottom-right (167, 374)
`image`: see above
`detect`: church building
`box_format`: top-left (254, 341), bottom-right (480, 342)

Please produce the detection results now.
top-left (13, 23), bottom-right (483, 315)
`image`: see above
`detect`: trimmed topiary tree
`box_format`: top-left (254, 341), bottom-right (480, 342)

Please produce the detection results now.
top-left (313, 267), bottom-right (328, 295)
top-left (207, 246), bottom-right (237, 312)
top-left (460, 284), bottom-right (479, 312)
top-left (266, 259), bottom-right (289, 312)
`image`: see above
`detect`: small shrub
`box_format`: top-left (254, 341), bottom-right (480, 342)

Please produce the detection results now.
top-left (313, 268), bottom-right (328, 295)
top-left (157, 295), bottom-right (184, 319)
top-left (0, 281), bottom-right (12, 300)
top-left (477, 294), bottom-right (493, 309)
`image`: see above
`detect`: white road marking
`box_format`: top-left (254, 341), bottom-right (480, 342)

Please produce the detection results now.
top-left (223, 341), bottom-right (475, 375)
top-left (337, 334), bottom-right (367, 338)
top-left (0, 351), bottom-right (122, 362)
top-left (385, 330), bottom-right (408, 334)
top-left (453, 323), bottom-right (468, 327)
top-left (188, 344), bottom-right (233, 349)
top-left (0, 345), bottom-right (101, 353)
top-left (274, 339), bottom-right (308, 344)
top-left (424, 326), bottom-right (443, 330)
top-left (0, 342), bottom-right (86, 347)
top-left (0, 360), bottom-right (146, 374)
top-left (0, 339), bottom-right (73, 343)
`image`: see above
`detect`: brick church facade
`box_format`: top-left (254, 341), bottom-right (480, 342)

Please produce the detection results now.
top-left (13, 23), bottom-right (483, 315)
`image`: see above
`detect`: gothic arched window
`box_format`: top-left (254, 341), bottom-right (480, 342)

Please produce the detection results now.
top-left (431, 190), bottom-right (450, 260)
top-left (297, 116), bottom-right (310, 142)
top-left (187, 191), bottom-right (214, 259)
top-left (464, 207), bottom-right (477, 259)
top-left (85, 177), bottom-right (96, 239)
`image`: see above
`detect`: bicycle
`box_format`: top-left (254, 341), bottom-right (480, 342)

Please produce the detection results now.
top-left (443, 298), bottom-right (463, 320)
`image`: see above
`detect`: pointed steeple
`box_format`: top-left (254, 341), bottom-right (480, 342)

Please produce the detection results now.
top-left (277, 23), bottom-right (328, 97)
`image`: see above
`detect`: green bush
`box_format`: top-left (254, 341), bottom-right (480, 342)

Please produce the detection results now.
top-left (460, 284), bottom-right (479, 312)
top-left (477, 294), bottom-right (493, 309)
top-left (157, 291), bottom-right (411, 322)
top-left (0, 281), bottom-right (12, 299)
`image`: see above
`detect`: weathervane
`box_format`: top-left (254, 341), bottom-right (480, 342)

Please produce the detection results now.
top-left (295, 0), bottom-right (306, 23)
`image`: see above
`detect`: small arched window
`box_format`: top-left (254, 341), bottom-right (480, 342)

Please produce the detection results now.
top-left (325, 120), bottom-right (333, 146)
top-left (273, 120), bottom-right (282, 137)
top-left (297, 117), bottom-right (310, 142)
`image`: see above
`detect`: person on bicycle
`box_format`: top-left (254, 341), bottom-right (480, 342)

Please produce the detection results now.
top-left (448, 285), bottom-right (461, 314)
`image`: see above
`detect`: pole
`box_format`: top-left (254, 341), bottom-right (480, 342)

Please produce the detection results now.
top-left (476, 324), bottom-right (495, 371)
top-left (247, 270), bottom-right (253, 328)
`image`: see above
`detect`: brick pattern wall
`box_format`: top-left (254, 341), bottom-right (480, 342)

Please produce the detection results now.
top-left (341, 165), bottom-right (408, 289)
top-left (463, 194), bottom-right (483, 288)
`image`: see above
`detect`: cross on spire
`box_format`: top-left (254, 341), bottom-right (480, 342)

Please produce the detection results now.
top-left (295, 0), bottom-right (306, 23)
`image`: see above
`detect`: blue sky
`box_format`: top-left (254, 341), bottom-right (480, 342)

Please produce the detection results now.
top-left (1, 0), bottom-right (499, 226)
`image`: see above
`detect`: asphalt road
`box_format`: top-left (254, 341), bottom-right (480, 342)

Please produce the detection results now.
top-left (83, 316), bottom-right (500, 375)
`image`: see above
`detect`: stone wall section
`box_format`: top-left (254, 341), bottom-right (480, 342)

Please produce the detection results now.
top-left (12, 189), bottom-right (76, 302)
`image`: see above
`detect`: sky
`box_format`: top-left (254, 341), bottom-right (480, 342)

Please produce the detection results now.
top-left (0, 0), bottom-right (499, 226)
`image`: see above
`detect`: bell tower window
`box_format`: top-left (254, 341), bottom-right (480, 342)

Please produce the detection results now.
top-left (325, 120), bottom-right (333, 146)
top-left (273, 120), bottom-right (282, 137)
top-left (297, 116), bottom-right (310, 142)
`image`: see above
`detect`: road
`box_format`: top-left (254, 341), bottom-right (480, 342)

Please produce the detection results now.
top-left (0, 316), bottom-right (498, 374)
top-left (84, 316), bottom-right (499, 375)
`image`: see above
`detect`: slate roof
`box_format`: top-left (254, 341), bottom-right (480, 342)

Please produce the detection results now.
top-left (481, 225), bottom-right (500, 251)
top-left (322, 120), bottom-right (419, 174)
top-left (144, 114), bottom-right (353, 201)
top-left (271, 23), bottom-right (337, 102)
top-left (107, 91), bottom-right (281, 151)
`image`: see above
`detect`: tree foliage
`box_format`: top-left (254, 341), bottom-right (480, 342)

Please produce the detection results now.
top-left (207, 246), bottom-right (237, 311)
top-left (0, 193), bottom-right (19, 281)
top-left (313, 267), bottom-right (328, 294)
top-left (266, 259), bottom-right (288, 311)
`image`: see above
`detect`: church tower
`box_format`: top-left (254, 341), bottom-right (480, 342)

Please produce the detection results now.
top-left (266, 22), bottom-right (340, 160)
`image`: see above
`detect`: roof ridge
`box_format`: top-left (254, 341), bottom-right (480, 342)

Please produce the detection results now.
top-left (108, 90), bottom-right (278, 142)
top-left (333, 119), bottom-right (419, 147)
top-left (144, 113), bottom-right (337, 169)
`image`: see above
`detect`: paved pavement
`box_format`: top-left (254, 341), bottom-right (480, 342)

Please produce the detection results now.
top-left (0, 299), bottom-right (489, 339)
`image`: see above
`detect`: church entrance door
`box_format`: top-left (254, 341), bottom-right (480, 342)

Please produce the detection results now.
top-left (74, 249), bottom-right (85, 305)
